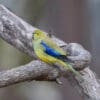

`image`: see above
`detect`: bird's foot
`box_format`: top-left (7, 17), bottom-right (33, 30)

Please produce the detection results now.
top-left (56, 78), bottom-right (62, 84)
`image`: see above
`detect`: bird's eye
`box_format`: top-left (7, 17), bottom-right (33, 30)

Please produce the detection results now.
top-left (36, 33), bottom-right (39, 35)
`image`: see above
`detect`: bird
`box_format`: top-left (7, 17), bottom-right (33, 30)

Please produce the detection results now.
top-left (32, 29), bottom-right (83, 79)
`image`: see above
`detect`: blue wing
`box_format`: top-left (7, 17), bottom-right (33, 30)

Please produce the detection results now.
top-left (40, 41), bottom-right (61, 57)
top-left (40, 41), bottom-right (73, 62)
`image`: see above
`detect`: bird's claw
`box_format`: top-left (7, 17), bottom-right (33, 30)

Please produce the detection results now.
top-left (56, 78), bottom-right (62, 84)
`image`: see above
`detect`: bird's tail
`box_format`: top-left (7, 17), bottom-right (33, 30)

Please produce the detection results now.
top-left (65, 62), bottom-right (83, 80)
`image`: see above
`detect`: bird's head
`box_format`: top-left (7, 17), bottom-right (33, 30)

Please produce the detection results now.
top-left (32, 29), bottom-right (47, 40)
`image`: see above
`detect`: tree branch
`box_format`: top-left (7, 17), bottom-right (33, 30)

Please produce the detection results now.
top-left (0, 4), bottom-right (100, 100)
top-left (0, 60), bottom-right (60, 88)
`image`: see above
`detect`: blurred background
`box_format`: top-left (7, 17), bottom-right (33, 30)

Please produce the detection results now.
top-left (0, 0), bottom-right (99, 100)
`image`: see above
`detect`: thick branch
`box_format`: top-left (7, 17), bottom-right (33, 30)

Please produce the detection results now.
top-left (0, 4), bottom-right (100, 100)
top-left (0, 60), bottom-right (60, 88)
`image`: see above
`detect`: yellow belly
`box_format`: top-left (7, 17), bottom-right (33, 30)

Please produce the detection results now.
top-left (35, 49), bottom-right (55, 62)
top-left (35, 49), bottom-right (66, 67)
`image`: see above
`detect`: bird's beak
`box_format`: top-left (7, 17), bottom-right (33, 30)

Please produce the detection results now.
top-left (32, 35), bottom-right (34, 39)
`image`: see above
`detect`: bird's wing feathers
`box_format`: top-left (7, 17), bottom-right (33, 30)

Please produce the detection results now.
top-left (40, 40), bottom-right (62, 57)
top-left (40, 38), bottom-right (72, 62)
top-left (43, 37), bottom-right (66, 55)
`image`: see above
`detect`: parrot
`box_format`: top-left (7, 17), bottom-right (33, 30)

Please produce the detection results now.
top-left (32, 29), bottom-right (83, 79)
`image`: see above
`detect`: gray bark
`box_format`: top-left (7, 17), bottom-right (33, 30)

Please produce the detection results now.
top-left (0, 4), bottom-right (99, 100)
top-left (0, 60), bottom-right (60, 88)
